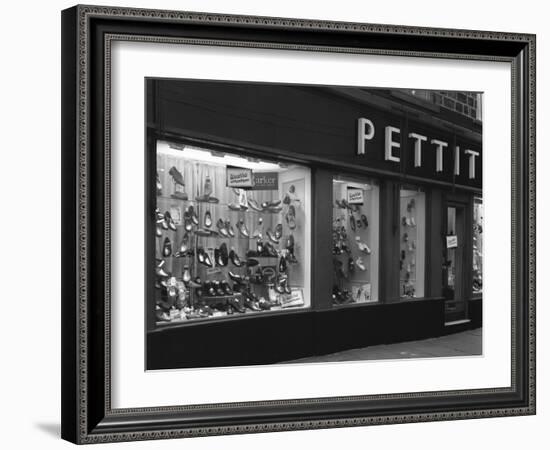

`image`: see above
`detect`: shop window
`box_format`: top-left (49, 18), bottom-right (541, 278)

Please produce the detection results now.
top-left (331, 176), bottom-right (379, 305)
top-left (399, 187), bottom-right (426, 299)
top-left (473, 197), bottom-right (483, 294)
top-left (154, 141), bottom-right (311, 324)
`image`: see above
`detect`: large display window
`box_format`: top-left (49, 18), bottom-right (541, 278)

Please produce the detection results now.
top-left (331, 176), bottom-right (379, 305)
top-left (399, 186), bottom-right (426, 299)
top-left (154, 141), bottom-right (311, 324)
top-left (473, 197), bottom-right (483, 294)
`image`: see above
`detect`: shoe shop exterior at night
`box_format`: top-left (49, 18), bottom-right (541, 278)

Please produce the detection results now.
top-left (147, 79), bottom-right (483, 369)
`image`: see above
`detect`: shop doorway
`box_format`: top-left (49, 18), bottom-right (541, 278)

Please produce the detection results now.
top-left (444, 204), bottom-right (468, 323)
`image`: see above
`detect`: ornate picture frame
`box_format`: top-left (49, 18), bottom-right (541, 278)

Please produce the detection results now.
top-left (61, 5), bottom-right (535, 444)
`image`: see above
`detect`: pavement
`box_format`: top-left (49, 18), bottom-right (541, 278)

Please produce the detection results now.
top-left (286, 328), bottom-right (482, 363)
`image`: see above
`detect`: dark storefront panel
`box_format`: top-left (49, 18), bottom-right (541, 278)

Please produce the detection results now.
top-left (153, 80), bottom-right (482, 190)
top-left (147, 79), bottom-right (482, 369)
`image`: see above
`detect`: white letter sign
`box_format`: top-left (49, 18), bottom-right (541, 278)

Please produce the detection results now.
top-left (385, 126), bottom-right (401, 162)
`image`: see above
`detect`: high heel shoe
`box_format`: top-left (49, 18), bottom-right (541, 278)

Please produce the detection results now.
top-left (164, 211), bottom-right (177, 231)
top-left (155, 259), bottom-right (169, 277)
top-left (229, 247), bottom-right (244, 267)
top-left (176, 232), bottom-right (189, 254)
top-left (162, 237), bottom-right (172, 257)
top-left (188, 205), bottom-right (199, 226)
top-left (238, 219), bottom-right (249, 238)
top-left (226, 220), bottom-right (235, 237)
top-left (197, 247), bottom-right (213, 267)
top-left (247, 198), bottom-right (263, 212)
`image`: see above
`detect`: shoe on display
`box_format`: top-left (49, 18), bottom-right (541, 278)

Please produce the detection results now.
top-left (348, 257), bottom-right (355, 273)
top-left (204, 210), bottom-right (212, 228)
top-left (176, 232), bottom-right (189, 254)
top-left (252, 217), bottom-right (263, 239)
top-left (274, 223), bottom-right (283, 240)
top-left (229, 248), bottom-right (244, 267)
top-left (162, 237), bottom-right (172, 257)
top-left (187, 205), bottom-right (199, 226)
top-left (246, 258), bottom-right (259, 267)
top-left (238, 189), bottom-right (249, 210)
top-left (228, 271), bottom-right (245, 283)
top-left (266, 229), bottom-right (279, 244)
top-left (156, 263), bottom-right (169, 278)
top-left (168, 166), bottom-right (185, 186)
top-left (221, 280), bottom-right (233, 295)
top-left (187, 277), bottom-right (202, 288)
top-left (197, 247), bottom-right (213, 267)
top-left (286, 205), bottom-right (297, 229)
top-left (226, 220), bottom-right (235, 237)
top-left (195, 228), bottom-right (212, 237)
top-left (350, 214), bottom-right (356, 231)
top-left (268, 285), bottom-right (277, 302)
top-left (258, 297), bottom-right (271, 310)
top-left (219, 243), bottom-right (229, 266)
top-left (284, 280), bottom-right (292, 295)
top-left (361, 214), bottom-right (369, 228)
top-left (278, 255), bottom-right (288, 273)
top-left (410, 216), bottom-right (416, 227)
top-left (216, 219), bottom-right (229, 237)
top-left (156, 172), bottom-right (163, 195)
top-left (354, 236), bottom-right (371, 254)
top-left (403, 232), bottom-right (408, 242)
top-left (164, 211), bottom-right (177, 231)
top-left (238, 219), bottom-right (250, 238)
top-left (228, 296), bottom-right (246, 313)
top-left (402, 216), bottom-right (408, 227)
top-left (228, 202), bottom-right (242, 211)
top-left (182, 265), bottom-right (191, 283)
top-left (356, 257), bottom-right (366, 271)
top-left (262, 242), bottom-right (279, 257)
top-left (266, 205), bottom-right (283, 213)
top-left (155, 225), bottom-right (162, 237)
top-left (248, 198), bottom-right (263, 212)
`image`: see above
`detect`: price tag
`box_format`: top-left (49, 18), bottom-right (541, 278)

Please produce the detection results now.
top-left (446, 235), bottom-right (458, 248)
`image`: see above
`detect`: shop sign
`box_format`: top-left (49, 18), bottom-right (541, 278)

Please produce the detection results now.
top-left (252, 172), bottom-right (279, 191)
top-left (347, 188), bottom-right (364, 204)
top-left (446, 235), bottom-right (458, 249)
top-left (357, 117), bottom-right (480, 180)
top-left (226, 166), bottom-right (253, 188)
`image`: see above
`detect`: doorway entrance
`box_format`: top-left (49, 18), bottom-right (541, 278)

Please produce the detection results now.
top-left (443, 204), bottom-right (468, 323)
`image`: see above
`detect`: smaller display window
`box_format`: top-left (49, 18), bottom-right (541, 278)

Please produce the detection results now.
top-left (331, 176), bottom-right (379, 305)
top-left (473, 197), bottom-right (483, 294)
top-left (399, 186), bottom-right (426, 299)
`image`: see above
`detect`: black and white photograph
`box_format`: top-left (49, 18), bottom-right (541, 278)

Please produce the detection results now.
top-left (147, 80), bottom-right (483, 369)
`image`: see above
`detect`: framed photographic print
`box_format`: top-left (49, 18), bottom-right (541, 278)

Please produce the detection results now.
top-left (61, 4), bottom-right (536, 444)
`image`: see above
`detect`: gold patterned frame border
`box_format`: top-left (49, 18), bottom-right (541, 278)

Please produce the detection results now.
top-left (73, 4), bottom-right (535, 443)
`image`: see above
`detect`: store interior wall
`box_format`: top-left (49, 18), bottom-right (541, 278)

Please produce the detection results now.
top-left (0, 1), bottom-right (546, 449)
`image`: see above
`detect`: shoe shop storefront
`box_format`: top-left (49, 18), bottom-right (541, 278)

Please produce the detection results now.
top-left (147, 79), bottom-right (483, 369)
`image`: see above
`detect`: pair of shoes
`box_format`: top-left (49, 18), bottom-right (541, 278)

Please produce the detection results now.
top-left (214, 243), bottom-right (229, 267)
top-left (197, 246), bottom-right (213, 267)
